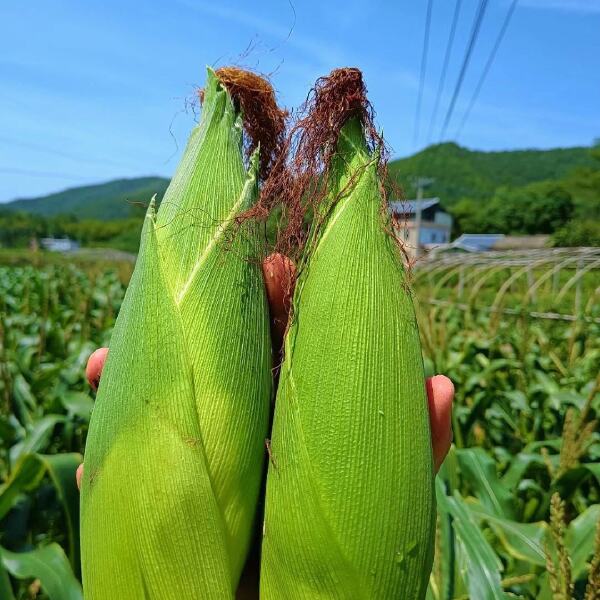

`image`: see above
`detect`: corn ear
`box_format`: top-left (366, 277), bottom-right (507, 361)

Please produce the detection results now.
top-left (81, 68), bottom-right (272, 599)
top-left (261, 118), bottom-right (435, 599)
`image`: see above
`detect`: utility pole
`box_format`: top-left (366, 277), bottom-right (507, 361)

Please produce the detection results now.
top-left (414, 177), bottom-right (434, 257)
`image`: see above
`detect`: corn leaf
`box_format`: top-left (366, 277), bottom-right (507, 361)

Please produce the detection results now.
top-left (566, 503), bottom-right (600, 579)
top-left (0, 555), bottom-right (15, 600)
top-left (437, 484), bottom-right (507, 600)
top-left (467, 501), bottom-right (547, 566)
top-left (456, 448), bottom-right (516, 519)
top-left (0, 543), bottom-right (82, 600)
top-left (0, 452), bottom-right (81, 571)
top-left (9, 415), bottom-right (64, 466)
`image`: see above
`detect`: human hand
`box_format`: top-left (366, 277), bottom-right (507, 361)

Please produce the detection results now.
top-left (77, 253), bottom-right (453, 491)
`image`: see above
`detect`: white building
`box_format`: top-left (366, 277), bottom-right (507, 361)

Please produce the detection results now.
top-left (40, 237), bottom-right (80, 252)
top-left (389, 198), bottom-right (452, 255)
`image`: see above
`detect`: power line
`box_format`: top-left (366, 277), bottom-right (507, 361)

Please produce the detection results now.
top-left (439, 0), bottom-right (489, 142)
top-left (427, 0), bottom-right (463, 144)
top-left (455, 0), bottom-right (519, 138)
top-left (413, 0), bottom-right (434, 148)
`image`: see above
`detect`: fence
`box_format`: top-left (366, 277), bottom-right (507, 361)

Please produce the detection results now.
top-left (412, 248), bottom-right (600, 325)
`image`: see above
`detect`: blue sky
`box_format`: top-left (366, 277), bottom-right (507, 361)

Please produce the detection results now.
top-left (1, 0), bottom-right (599, 202)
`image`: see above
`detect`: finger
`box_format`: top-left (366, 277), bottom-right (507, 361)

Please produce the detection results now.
top-left (426, 375), bottom-right (454, 473)
top-left (85, 347), bottom-right (109, 391)
top-left (76, 463), bottom-right (84, 491)
top-left (261, 253), bottom-right (296, 353)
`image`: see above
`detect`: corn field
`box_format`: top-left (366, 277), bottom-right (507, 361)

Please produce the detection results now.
top-left (0, 250), bottom-right (598, 599)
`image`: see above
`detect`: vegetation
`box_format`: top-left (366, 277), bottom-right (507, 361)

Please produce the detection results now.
top-left (80, 70), bottom-right (273, 598)
top-left (450, 181), bottom-right (574, 236)
top-left (0, 252), bottom-right (598, 599)
top-left (418, 254), bottom-right (600, 599)
top-left (0, 258), bottom-right (129, 599)
top-left (2, 141), bottom-right (599, 254)
top-left (552, 220), bottom-right (600, 247)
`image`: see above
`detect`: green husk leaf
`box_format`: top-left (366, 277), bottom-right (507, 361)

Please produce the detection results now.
top-left (81, 68), bottom-right (272, 598)
top-left (261, 118), bottom-right (435, 599)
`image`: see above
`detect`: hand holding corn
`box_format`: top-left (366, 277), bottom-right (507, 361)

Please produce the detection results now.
top-left (79, 251), bottom-right (453, 486)
top-left (79, 67), bottom-right (454, 599)
top-left (80, 365), bottom-right (452, 487)
top-left (78, 250), bottom-right (453, 599)
top-left (80, 258), bottom-right (453, 597)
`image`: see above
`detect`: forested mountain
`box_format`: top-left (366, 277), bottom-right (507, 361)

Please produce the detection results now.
top-left (388, 142), bottom-right (596, 204)
top-left (5, 177), bottom-right (169, 220)
top-left (5, 143), bottom-right (596, 218)
top-left (2, 141), bottom-right (599, 248)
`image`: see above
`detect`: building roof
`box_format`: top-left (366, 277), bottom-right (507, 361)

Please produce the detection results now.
top-left (492, 235), bottom-right (550, 250)
top-left (453, 234), bottom-right (505, 252)
top-left (388, 198), bottom-right (440, 215)
top-left (40, 237), bottom-right (75, 243)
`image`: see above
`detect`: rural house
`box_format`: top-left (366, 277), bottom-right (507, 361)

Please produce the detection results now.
top-left (389, 197), bottom-right (452, 254)
top-left (40, 237), bottom-right (80, 252)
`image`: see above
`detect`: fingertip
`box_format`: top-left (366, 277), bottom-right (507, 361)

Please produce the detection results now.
top-left (262, 254), bottom-right (296, 353)
top-left (76, 463), bottom-right (84, 491)
top-left (86, 347), bottom-right (108, 391)
top-left (426, 375), bottom-right (454, 473)
top-left (429, 374), bottom-right (454, 408)
top-left (262, 253), bottom-right (296, 308)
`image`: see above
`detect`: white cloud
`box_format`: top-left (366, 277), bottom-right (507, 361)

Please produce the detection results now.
top-left (520, 0), bottom-right (600, 14)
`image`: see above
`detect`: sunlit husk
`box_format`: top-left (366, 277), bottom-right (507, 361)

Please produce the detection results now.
top-left (80, 69), bottom-right (272, 599)
top-left (261, 118), bottom-right (435, 599)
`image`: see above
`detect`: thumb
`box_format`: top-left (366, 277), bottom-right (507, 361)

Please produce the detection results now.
top-left (261, 253), bottom-right (296, 355)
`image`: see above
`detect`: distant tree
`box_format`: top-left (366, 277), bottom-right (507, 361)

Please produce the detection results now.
top-left (520, 182), bottom-right (574, 234)
top-left (552, 220), bottom-right (600, 247)
top-left (0, 210), bottom-right (49, 247)
top-left (484, 182), bottom-right (574, 234)
top-left (449, 182), bottom-right (574, 236)
top-left (449, 198), bottom-right (487, 236)
top-left (0, 209), bottom-right (145, 251)
top-left (590, 141), bottom-right (600, 164)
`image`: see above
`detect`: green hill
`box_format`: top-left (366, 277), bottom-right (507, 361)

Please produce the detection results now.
top-left (388, 142), bottom-right (597, 205)
top-left (2, 142), bottom-right (598, 247)
top-left (5, 177), bottom-right (169, 220)
top-left (4, 143), bottom-right (597, 219)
